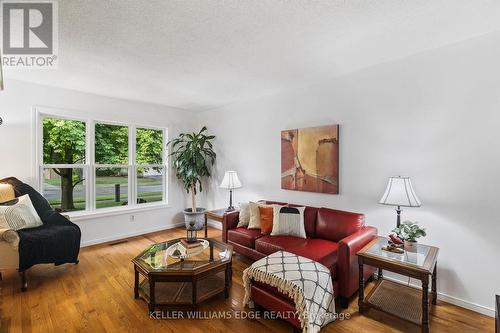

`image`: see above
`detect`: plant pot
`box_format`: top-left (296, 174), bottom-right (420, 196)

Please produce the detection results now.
top-left (404, 240), bottom-right (418, 253)
top-left (183, 208), bottom-right (206, 231)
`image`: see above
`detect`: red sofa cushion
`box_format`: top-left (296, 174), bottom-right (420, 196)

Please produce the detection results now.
top-left (287, 238), bottom-right (338, 278)
top-left (315, 207), bottom-right (365, 242)
top-left (227, 228), bottom-right (263, 248)
top-left (255, 235), bottom-right (308, 255)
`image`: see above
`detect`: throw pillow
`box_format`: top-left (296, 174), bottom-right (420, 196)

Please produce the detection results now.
top-left (271, 206), bottom-right (307, 238)
top-left (0, 194), bottom-right (43, 231)
top-left (248, 201), bottom-right (272, 229)
top-left (236, 202), bottom-right (251, 228)
top-left (259, 205), bottom-right (275, 235)
top-left (0, 183), bottom-right (15, 204)
top-left (247, 201), bottom-right (260, 229)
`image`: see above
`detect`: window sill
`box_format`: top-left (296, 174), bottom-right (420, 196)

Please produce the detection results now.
top-left (66, 203), bottom-right (170, 222)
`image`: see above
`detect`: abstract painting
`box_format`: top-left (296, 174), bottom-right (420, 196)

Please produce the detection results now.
top-left (281, 124), bottom-right (339, 194)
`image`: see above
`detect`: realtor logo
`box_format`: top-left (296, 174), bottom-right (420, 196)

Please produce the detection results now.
top-left (1, 0), bottom-right (58, 68)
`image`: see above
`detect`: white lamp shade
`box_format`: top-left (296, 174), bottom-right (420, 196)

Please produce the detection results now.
top-left (379, 176), bottom-right (421, 207)
top-left (220, 171), bottom-right (242, 189)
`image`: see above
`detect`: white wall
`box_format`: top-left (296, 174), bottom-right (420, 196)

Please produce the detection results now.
top-left (0, 80), bottom-right (193, 246)
top-left (195, 31), bottom-right (500, 315)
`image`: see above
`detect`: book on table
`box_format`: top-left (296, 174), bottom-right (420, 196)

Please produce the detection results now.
top-left (180, 239), bottom-right (203, 254)
top-left (180, 239), bottom-right (202, 248)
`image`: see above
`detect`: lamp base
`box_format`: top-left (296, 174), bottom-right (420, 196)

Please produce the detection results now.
top-left (396, 206), bottom-right (402, 228)
top-left (226, 189), bottom-right (235, 212)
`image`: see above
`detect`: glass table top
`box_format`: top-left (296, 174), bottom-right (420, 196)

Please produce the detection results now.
top-left (134, 238), bottom-right (232, 273)
top-left (364, 237), bottom-right (432, 268)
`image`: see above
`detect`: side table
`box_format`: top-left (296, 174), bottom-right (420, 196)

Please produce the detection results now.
top-left (357, 237), bottom-right (439, 333)
top-left (204, 208), bottom-right (228, 238)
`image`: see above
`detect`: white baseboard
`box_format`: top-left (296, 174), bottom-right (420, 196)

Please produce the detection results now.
top-left (382, 275), bottom-right (495, 317)
top-left (437, 292), bottom-right (495, 317)
top-left (80, 221), bottom-right (185, 247)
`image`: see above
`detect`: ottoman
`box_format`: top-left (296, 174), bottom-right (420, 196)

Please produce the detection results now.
top-left (243, 251), bottom-right (337, 333)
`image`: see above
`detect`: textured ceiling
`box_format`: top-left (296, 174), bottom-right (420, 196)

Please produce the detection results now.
top-left (4, 0), bottom-right (500, 111)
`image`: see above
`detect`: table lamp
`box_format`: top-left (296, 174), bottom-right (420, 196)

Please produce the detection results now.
top-left (220, 171), bottom-right (242, 211)
top-left (379, 176), bottom-right (421, 228)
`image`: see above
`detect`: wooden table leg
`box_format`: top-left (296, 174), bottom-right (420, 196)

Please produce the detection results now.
top-left (422, 276), bottom-right (430, 333)
top-left (358, 262), bottom-right (365, 313)
top-left (192, 279), bottom-right (198, 310)
top-left (225, 265), bottom-right (231, 298)
top-left (204, 214), bottom-right (208, 238)
top-left (432, 262), bottom-right (437, 305)
top-left (378, 267), bottom-right (383, 279)
top-left (149, 279), bottom-right (155, 313)
top-left (134, 267), bottom-right (139, 299)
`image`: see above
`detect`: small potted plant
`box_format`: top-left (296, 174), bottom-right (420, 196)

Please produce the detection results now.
top-left (392, 221), bottom-right (426, 252)
top-left (168, 127), bottom-right (216, 232)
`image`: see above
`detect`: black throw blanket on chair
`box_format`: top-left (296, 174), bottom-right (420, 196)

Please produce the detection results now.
top-left (0, 177), bottom-right (81, 272)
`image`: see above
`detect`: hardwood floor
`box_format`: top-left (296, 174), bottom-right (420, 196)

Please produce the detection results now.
top-left (0, 227), bottom-right (494, 333)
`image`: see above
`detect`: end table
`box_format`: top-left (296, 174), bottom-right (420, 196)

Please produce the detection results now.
top-left (204, 208), bottom-right (228, 238)
top-left (357, 237), bottom-right (439, 333)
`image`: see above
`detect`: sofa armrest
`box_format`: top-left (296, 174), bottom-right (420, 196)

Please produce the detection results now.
top-left (222, 210), bottom-right (240, 243)
top-left (0, 228), bottom-right (20, 248)
top-left (337, 226), bottom-right (377, 298)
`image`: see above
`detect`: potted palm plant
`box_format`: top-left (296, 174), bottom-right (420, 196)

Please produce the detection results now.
top-left (392, 221), bottom-right (426, 252)
top-left (168, 127), bottom-right (216, 231)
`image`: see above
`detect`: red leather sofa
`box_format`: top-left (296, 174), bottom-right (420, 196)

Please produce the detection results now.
top-left (222, 200), bottom-right (377, 311)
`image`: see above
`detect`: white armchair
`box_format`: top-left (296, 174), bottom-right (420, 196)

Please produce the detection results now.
top-left (0, 183), bottom-right (21, 284)
top-left (0, 180), bottom-right (79, 291)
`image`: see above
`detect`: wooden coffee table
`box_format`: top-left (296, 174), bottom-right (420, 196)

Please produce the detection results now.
top-left (132, 238), bottom-right (233, 312)
top-left (357, 237), bottom-right (439, 333)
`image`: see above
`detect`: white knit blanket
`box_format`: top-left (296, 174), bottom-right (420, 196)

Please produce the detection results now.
top-left (243, 251), bottom-right (336, 333)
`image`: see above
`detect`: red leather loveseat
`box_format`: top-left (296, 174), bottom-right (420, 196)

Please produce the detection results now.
top-left (222, 200), bottom-right (377, 309)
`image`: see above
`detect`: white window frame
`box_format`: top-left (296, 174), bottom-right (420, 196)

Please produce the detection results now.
top-left (34, 107), bottom-right (168, 220)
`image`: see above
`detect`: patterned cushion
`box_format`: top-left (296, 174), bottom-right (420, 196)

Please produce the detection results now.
top-left (271, 206), bottom-right (306, 238)
top-left (0, 194), bottom-right (43, 230)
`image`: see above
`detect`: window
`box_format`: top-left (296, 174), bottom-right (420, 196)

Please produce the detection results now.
top-left (42, 117), bottom-right (87, 212)
top-left (136, 128), bottom-right (164, 204)
top-left (38, 112), bottom-right (167, 214)
top-left (94, 123), bottom-right (129, 209)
